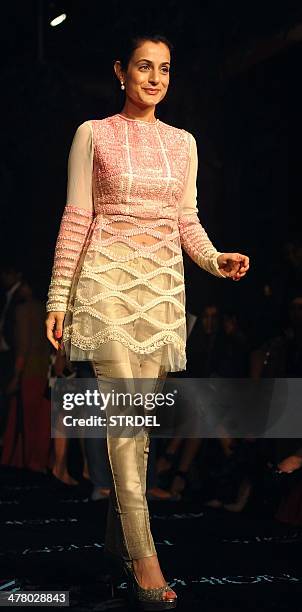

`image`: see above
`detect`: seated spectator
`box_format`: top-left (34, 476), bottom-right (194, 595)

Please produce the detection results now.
top-left (250, 287), bottom-right (302, 518)
top-left (185, 302), bottom-right (222, 377)
top-left (0, 260), bottom-right (32, 439)
top-left (1, 277), bottom-right (51, 472)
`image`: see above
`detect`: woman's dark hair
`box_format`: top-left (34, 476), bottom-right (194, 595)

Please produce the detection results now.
top-left (115, 31), bottom-right (174, 73)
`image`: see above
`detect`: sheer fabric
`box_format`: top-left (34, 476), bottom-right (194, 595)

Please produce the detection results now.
top-left (46, 114), bottom-right (226, 372)
top-left (46, 122), bottom-right (94, 312)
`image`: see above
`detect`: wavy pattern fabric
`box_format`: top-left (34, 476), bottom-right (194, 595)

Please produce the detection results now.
top-left (46, 114), bottom-right (225, 372)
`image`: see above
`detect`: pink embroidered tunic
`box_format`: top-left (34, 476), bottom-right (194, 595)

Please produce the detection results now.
top-left (46, 113), bottom-right (225, 372)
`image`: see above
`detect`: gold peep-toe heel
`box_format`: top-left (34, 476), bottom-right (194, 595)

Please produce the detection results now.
top-left (103, 550), bottom-right (177, 610)
top-left (123, 557), bottom-right (177, 610)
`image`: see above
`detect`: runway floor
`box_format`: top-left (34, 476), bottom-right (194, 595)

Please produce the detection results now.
top-left (1, 466), bottom-right (302, 611)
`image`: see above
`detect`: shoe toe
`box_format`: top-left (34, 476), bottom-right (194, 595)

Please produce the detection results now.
top-left (165, 589), bottom-right (177, 600)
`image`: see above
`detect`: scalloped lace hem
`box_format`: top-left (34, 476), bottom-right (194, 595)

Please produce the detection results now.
top-left (62, 328), bottom-right (186, 373)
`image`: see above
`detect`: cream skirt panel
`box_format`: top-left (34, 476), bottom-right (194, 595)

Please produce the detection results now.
top-left (62, 214), bottom-right (187, 374)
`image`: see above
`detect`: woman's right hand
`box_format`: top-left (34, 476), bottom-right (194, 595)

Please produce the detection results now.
top-left (45, 311), bottom-right (65, 350)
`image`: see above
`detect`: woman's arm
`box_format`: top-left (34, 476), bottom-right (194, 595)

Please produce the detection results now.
top-left (177, 132), bottom-right (226, 278)
top-left (45, 121), bottom-right (94, 350)
top-left (46, 121), bottom-right (94, 313)
top-left (178, 133), bottom-right (250, 281)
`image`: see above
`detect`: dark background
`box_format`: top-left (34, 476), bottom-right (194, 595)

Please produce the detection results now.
top-left (0, 0), bottom-right (301, 322)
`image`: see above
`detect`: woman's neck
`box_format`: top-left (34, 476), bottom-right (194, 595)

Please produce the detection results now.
top-left (120, 104), bottom-right (156, 124)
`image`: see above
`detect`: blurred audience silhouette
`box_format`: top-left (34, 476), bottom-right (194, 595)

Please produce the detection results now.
top-left (1, 244), bottom-right (302, 525)
top-left (0, 261), bottom-right (51, 472)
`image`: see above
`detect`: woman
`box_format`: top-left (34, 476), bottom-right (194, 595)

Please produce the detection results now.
top-left (45, 32), bottom-right (249, 610)
top-left (2, 280), bottom-right (51, 472)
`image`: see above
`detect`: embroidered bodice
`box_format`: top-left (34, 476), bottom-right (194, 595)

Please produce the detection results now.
top-left (46, 113), bottom-right (225, 314)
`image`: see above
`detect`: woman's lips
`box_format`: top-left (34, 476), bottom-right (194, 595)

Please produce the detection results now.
top-left (144, 89), bottom-right (160, 94)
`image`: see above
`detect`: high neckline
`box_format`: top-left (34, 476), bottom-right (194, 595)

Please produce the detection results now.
top-left (116, 113), bottom-right (159, 125)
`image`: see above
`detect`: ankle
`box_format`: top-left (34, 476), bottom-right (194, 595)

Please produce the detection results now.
top-left (52, 465), bottom-right (67, 476)
top-left (129, 556), bottom-right (177, 599)
top-left (131, 559), bottom-right (165, 590)
top-left (133, 554), bottom-right (158, 568)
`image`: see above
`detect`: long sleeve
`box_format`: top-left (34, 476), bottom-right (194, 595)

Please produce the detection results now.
top-left (46, 121), bottom-right (95, 312)
top-left (178, 133), bottom-right (226, 278)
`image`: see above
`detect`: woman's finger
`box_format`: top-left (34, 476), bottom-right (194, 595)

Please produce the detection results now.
top-left (237, 267), bottom-right (248, 275)
top-left (54, 318), bottom-right (64, 349)
top-left (45, 315), bottom-right (62, 350)
top-left (228, 253), bottom-right (248, 262)
top-left (46, 324), bottom-right (59, 349)
top-left (238, 254), bottom-right (249, 267)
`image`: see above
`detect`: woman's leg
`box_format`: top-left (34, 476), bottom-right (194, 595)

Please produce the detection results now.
top-left (140, 358), bottom-right (167, 497)
top-left (92, 351), bottom-right (176, 597)
top-left (92, 356), bottom-right (158, 561)
top-left (129, 357), bottom-right (176, 595)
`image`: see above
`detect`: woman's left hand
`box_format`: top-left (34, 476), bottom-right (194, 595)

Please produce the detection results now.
top-left (217, 253), bottom-right (250, 280)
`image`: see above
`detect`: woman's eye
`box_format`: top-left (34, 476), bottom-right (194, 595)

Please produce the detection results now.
top-left (139, 65), bottom-right (169, 73)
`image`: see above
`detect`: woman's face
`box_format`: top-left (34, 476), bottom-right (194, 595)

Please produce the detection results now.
top-left (115, 40), bottom-right (170, 109)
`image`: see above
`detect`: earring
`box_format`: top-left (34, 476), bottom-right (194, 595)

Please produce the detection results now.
top-left (120, 80), bottom-right (125, 90)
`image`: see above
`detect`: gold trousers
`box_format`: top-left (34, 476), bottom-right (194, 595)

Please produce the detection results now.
top-left (92, 352), bottom-right (166, 561)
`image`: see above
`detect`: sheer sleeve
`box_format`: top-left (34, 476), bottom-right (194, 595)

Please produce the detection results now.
top-left (46, 121), bottom-right (95, 313)
top-left (178, 133), bottom-right (226, 278)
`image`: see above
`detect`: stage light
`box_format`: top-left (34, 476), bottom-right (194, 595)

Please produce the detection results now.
top-left (49, 3), bottom-right (67, 27)
top-left (50, 13), bottom-right (66, 27)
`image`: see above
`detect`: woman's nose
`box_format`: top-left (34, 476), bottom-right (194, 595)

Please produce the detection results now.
top-left (149, 72), bottom-right (160, 83)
